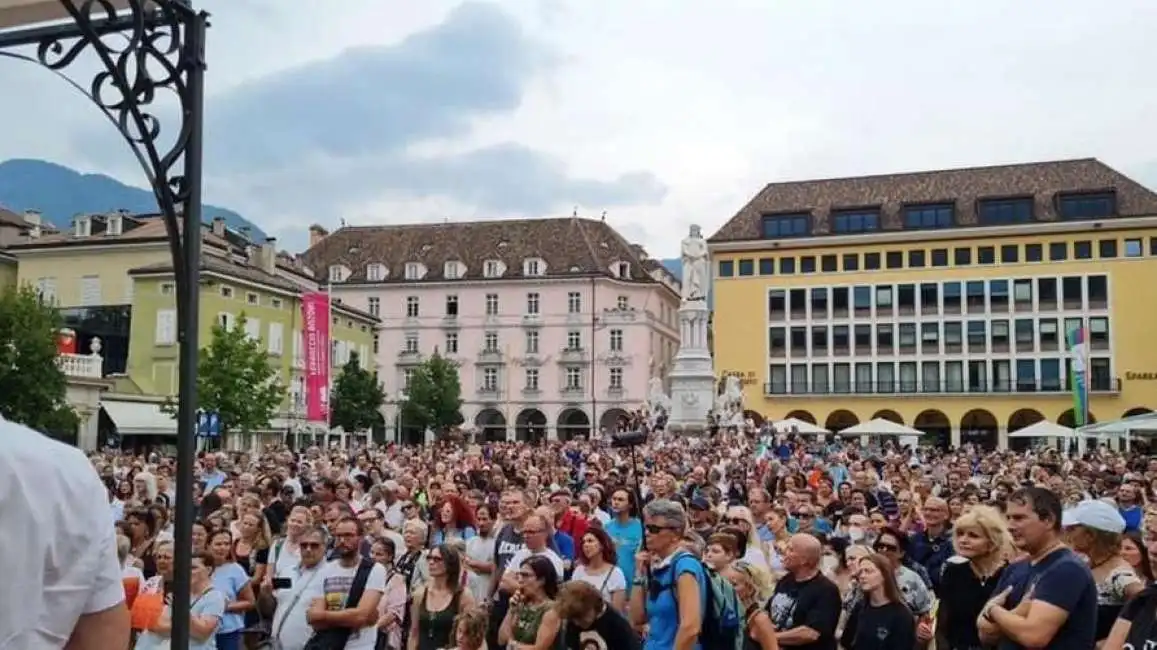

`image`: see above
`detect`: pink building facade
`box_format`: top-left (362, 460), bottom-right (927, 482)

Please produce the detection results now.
top-left (301, 217), bottom-right (681, 441)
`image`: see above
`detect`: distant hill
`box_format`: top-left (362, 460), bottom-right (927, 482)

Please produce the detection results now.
top-left (0, 158), bottom-right (262, 237)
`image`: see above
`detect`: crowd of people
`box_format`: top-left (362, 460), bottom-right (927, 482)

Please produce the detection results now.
top-left (12, 407), bottom-right (1157, 650)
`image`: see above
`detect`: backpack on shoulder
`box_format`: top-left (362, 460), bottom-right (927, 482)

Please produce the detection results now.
top-left (670, 552), bottom-right (746, 650)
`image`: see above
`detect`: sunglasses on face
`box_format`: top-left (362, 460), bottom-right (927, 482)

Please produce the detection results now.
top-left (726, 518), bottom-right (748, 526)
top-left (875, 543), bottom-right (899, 553)
top-left (299, 542), bottom-right (323, 550)
top-left (645, 524), bottom-right (677, 535)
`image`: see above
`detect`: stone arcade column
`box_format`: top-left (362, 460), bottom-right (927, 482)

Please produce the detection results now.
top-left (667, 300), bottom-right (717, 435)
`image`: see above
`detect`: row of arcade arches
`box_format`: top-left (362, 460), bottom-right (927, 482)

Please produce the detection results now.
top-left (766, 406), bottom-right (1155, 449)
top-left (471, 407), bottom-right (636, 442)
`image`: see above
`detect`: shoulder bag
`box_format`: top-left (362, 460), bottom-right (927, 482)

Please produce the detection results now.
top-left (303, 559), bottom-right (375, 650)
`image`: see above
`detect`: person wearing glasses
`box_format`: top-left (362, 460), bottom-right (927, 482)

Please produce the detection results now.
top-left (628, 499), bottom-right (707, 650)
top-left (270, 527), bottom-right (329, 650)
top-left (724, 505), bottom-right (772, 572)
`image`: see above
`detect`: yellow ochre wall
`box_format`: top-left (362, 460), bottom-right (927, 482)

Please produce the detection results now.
top-left (711, 227), bottom-right (1157, 440)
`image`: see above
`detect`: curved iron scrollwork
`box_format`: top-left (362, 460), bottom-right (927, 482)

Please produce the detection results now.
top-left (0, 0), bottom-right (203, 269)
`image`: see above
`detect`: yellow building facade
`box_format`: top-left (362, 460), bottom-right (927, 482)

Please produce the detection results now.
top-left (709, 159), bottom-right (1157, 449)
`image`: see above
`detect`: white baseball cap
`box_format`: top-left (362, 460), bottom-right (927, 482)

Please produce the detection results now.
top-left (1062, 499), bottom-right (1126, 534)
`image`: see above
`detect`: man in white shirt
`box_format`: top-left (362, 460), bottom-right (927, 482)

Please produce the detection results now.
top-left (307, 517), bottom-right (386, 650)
top-left (0, 414), bottom-right (129, 648)
top-left (271, 527), bottom-right (329, 650)
top-left (501, 514), bottom-right (566, 589)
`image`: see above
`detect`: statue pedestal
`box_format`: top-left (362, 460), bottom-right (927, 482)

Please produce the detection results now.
top-left (667, 300), bottom-right (715, 436)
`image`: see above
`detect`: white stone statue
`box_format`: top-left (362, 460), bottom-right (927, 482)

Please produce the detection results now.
top-left (680, 225), bottom-right (709, 302)
top-left (713, 375), bottom-right (746, 428)
top-left (648, 377), bottom-right (671, 414)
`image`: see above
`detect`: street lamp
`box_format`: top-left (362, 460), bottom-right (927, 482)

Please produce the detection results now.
top-left (0, 2), bottom-right (207, 647)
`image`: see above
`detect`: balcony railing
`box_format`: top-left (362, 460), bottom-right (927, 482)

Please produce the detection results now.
top-left (477, 349), bottom-right (505, 364)
top-left (476, 385), bottom-right (502, 399)
top-left (763, 377), bottom-right (1122, 396)
top-left (560, 384), bottom-right (585, 397)
top-left (57, 352), bottom-right (103, 379)
top-left (558, 347), bottom-right (590, 364)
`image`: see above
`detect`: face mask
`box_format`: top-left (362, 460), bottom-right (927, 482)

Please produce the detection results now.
top-left (848, 526), bottom-right (865, 542)
top-left (820, 555), bottom-right (840, 575)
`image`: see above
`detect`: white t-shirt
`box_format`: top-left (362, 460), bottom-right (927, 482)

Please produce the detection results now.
top-left (571, 564), bottom-right (626, 603)
top-left (316, 559), bottom-right (388, 650)
top-left (503, 547), bottom-right (566, 582)
top-left (0, 414), bottom-right (125, 647)
top-left (271, 562), bottom-right (326, 650)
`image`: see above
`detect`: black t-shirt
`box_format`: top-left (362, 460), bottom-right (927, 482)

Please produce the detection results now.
top-left (563, 606), bottom-right (642, 650)
top-left (993, 547), bottom-right (1097, 650)
top-left (1120, 588), bottom-right (1157, 649)
top-left (766, 572), bottom-right (842, 650)
top-left (938, 559), bottom-right (1005, 649)
top-left (839, 601), bottom-right (916, 650)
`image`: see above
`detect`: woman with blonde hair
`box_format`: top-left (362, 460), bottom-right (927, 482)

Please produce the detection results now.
top-left (935, 505), bottom-right (1010, 650)
top-left (726, 561), bottom-right (779, 650)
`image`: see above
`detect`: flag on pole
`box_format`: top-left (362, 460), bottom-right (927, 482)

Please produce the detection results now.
top-left (1066, 325), bottom-right (1089, 428)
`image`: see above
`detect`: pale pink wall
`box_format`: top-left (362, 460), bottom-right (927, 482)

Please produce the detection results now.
top-left (334, 275), bottom-right (680, 437)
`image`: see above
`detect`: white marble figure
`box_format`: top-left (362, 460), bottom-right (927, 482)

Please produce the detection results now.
top-left (648, 377), bottom-right (672, 414)
top-left (713, 376), bottom-right (746, 428)
top-left (680, 225), bottom-right (709, 302)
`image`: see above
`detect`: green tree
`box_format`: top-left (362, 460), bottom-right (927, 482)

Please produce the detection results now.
top-left (399, 352), bottom-right (464, 437)
top-left (165, 313), bottom-right (285, 441)
top-left (0, 284), bottom-right (79, 440)
top-left (330, 351), bottom-right (385, 434)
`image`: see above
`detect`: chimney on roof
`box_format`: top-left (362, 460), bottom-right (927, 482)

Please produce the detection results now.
top-left (259, 237), bottom-right (278, 275)
top-left (211, 216), bottom-right (226, 237)
top-left (309, 224), bottom-right (329, 248)
top-left (23, 209), bottom-right (41, 239)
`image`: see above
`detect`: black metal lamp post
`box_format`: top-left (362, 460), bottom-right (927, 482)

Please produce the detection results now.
top-left (0, 1), bottom-right (206, 646)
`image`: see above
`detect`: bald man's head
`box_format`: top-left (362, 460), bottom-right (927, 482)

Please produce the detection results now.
top-left (784, 533), bottom-right (822, 574)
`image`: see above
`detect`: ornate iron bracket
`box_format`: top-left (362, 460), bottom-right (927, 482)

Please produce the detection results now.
top-left (0, 0), bottom-right (205, 280)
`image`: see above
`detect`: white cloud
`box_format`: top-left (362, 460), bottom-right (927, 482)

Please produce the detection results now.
top-left (0, 0), bottom-right (1155, 257)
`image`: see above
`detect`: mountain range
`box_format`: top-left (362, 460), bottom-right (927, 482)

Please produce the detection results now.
top-left (0, 158), bottom-right (264, 238)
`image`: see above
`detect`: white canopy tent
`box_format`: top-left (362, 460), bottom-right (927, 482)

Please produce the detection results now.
top-left (1007, 420), bottom-right (1076, 439)
top-left (1079, 412), bottom-right (1157, 450)
top-left (769, 417), bottom-right (830, 435)
top-left (838, 418), bottom-right (924, 436)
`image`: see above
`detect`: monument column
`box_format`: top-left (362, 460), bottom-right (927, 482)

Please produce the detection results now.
top-left (667, 225), bottom-right (717, 435)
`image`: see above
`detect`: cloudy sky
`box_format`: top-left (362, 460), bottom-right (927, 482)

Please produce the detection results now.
top-left (3, 0), bottom-right (1157, 255)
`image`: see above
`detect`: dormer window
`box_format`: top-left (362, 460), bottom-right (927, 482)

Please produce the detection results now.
top-left (328, 264), bottom-right (348, 283)
top-left (404, 262), bottom-right (426, 280)
top-left (523, 258), bottom-right (546, 277)
top-left (444, 261), bottom-right (464, 279)
top-left (106, 215), bottom-right (123, 236)
top-left (483, 259), bottom-right (505, 278)
top-left (366, 263), bottom-right (387, 282)
top-left (73, 216), bottom-right (91, 238)
top-left (612, 261), bottom-right (631, 278)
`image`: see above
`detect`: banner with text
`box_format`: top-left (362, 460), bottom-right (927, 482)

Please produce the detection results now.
top-left (302, 292), bottom-right (331, 422)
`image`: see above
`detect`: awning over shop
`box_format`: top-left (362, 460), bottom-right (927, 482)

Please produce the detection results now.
top-left (102, 400), bottom-right (177, 436)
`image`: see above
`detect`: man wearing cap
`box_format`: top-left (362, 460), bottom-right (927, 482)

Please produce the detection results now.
top-left (550, 487), bottom-right (589, 545)
top-left (978, 486), bottom-right (1097, 650)
top-left (688, 496), bottom-right (715, 539)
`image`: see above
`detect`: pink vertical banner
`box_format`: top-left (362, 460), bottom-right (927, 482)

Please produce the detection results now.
top-left (302, 292), bottom-right (331, 422)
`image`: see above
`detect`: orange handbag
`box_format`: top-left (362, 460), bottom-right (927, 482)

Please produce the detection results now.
top-left (130, 588), bottom-right (165, 631)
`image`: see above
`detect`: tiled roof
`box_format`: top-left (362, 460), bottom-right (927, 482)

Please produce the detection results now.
top-left (300, 216), bottom-right (664, 284)
top-left (128, 254), bottom-right (380, 322)
top-left (7, 213), bottom-right (232, 249)
top-left (0, 207), bottom-right (25, 228)
top-left (709, 158), bottom-right (1157, 243)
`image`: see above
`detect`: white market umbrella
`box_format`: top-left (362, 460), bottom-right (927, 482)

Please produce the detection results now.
top-left (770, 417), bottom-right (830, 435)
top-left (1008, 420), bottom-right (1076, 439)
top-left (838, 418), bottom-right (924, 436)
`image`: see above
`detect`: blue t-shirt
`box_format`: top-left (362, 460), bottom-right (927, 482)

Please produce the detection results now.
top-left (606, 517), bottom-right (644, 585)
top-left (211, 561), bottom-right (250, 634)
top-left (554, 531), bottom-right (576, 562)
top-left (1121, 505), bottom-right (1143, 533)
top-left (135, 588), bottom-right (226, 650)
top-left (644, 552), bottom-right (708, 650)
top-left (993, 547), bottom-right (1097, 650)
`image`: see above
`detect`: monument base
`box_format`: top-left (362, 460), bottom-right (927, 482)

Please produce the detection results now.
top-left (666, 302), bottom-right (715, 435)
